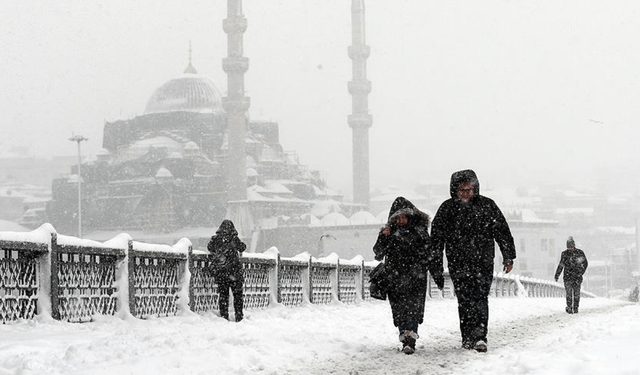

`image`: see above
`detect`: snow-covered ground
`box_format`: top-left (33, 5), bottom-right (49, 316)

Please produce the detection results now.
top-left (0, 297), bottom-right (637, 375)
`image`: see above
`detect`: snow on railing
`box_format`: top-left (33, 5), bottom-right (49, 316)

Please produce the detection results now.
top-left (0, 224), bottom-right (579, 324)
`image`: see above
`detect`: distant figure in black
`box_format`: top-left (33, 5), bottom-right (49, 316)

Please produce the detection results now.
top-left (208, 219), bottom-right (246, 322)
top-left (373, 197), bottom-right (444, 355)
top-left (555, 236), bottom-right (588, 314)
top-left (431, 169), bottom-right (516, 353)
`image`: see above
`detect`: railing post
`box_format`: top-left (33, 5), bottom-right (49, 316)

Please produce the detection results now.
top-left (335, 259), bottom-right (341, 302)
top-left (127, 240), bottom-right (136, 317)
top-left (177, 245), bottom-right (192, 314)
top-left (307, 255), bottom-right (313, 304)
top-left (300, 254), bottom-right (311, 304)
top-left (187, 245), bottom-right (196, 311)
top-left (357, 259), bottom-right (364, 301)
top-left (49, 233), bottom-right (60, 320)
top-left (187, 245), bottom-right (195, 312)
top-left (270, 252), bottom-right (281, 305)
top-left (331, 259), bottom-right (339, 303)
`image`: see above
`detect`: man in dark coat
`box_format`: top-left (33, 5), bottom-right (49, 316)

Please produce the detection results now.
top-left (208, 219), bottom-right (246, 322)
top-left (373, 197), bottom-right (444, 355)
top-left (431, 169), bottom-right (516, 353)
top-left (555, 236), bottom-right (589, 314)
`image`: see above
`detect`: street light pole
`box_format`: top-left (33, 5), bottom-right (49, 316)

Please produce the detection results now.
top-left (68, 135), bottom-right (88, 238)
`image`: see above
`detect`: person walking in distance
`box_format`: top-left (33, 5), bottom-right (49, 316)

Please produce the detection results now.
top-left (431, 169), bottom-right (516, 353)
top-left (208, 219), bottom-right (246, 322)
top-left (373, 197), bottom-right (444, 355)
top-left (555, 236), bottom-right (589, 314)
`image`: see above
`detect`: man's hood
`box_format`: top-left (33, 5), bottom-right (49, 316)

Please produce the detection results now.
top-left (449, 169), bottom-right (480, 198)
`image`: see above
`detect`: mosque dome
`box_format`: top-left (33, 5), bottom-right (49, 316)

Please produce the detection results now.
top-left (143, 65), bottom-right (223, 115)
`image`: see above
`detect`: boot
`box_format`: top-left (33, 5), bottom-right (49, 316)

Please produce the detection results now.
top-left (473, 340), bottom-right (487, 353)
top-left (401, 330), bottom-right (418, 355)
top-left (565, 306), bottom-right (573, 314)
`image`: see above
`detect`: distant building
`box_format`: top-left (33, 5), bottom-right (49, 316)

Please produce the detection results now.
top-left (0, 151), bottom-right (72, 223)
top-left (46, 63), bottom-right (348, 247)
top-left (502, 208), bottom-right (563, 280)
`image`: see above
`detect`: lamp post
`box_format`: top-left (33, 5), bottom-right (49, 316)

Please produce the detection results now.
top-left (68, 135), bottom-right (88, 238)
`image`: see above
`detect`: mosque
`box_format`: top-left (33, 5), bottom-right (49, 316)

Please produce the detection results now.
top-left (46, 0), bottom-right (382, 258)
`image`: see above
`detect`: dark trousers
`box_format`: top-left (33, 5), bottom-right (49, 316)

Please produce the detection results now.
top-left (564, 279), bottom-right (582, 313)
top-left (218, 275), bottom-right (244, 321)
top-left (451, 268), bottom-right (493, 345)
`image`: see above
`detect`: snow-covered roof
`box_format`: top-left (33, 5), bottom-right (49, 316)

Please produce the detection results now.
top-left (310, 200), bottom-right (341, 218)
top-left (349, 211), bottom-right (382, 225)
top-left (596, 226), bottom-right (635, 235)
top-left (263, 181), bottom-right (293, 194)
top-left (311, 212), bottom-right (349, 227)
top-left (519, 208), bottom-right (557, 224)
top-left (555, 207), bottom-right (594, 215)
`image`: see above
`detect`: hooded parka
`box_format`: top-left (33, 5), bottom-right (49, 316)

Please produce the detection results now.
top-left (208, 219), bottom-right (246, 321)
top-left (373, 197), bottom-right (444, 329)
top-left (555, 240), bottom-right (588, 313)
top-left (430, 170), bottom-right (516, 347)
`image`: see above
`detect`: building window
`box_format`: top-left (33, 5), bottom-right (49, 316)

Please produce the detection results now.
top-left (541, 238), bottom-right (548, 254)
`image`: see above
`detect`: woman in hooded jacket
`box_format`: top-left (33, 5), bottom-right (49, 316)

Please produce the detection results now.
top-left (208, 219), bottom-right (246, 322)
top-left (373, 197), bottom-right (444, 355)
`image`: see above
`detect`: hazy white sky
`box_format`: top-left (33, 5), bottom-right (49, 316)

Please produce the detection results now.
top-left (2, 1), bottom-right (640, 198)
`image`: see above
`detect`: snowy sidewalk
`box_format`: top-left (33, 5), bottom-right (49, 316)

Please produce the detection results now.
top-left (0, 297), bottom-right (636, 375)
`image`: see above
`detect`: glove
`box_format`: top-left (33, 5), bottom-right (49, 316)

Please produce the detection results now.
top-left (503, 259), bottom-right (513, 273)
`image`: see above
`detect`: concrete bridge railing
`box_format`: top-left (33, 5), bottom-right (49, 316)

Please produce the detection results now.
top-left (0, 224), bottom-right (582, 324)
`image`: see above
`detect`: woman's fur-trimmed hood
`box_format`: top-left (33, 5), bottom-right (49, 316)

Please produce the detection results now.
top-left (387, 203), bottom-right (430, 228)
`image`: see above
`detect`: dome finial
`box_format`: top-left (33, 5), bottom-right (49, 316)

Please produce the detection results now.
top-left (184, 40), bottom-right (197, 74)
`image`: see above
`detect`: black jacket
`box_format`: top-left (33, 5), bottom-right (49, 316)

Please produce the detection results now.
top-left (207, 220), bottom-right (246, 279)
top-left (431, 170), bottom-right (516, 275)
top-left (372, 197), bottom-right (443, 326)
top-left (373, 197), bottom-right (444, 292)
top-left (555, 248), bottom-right (588, 282)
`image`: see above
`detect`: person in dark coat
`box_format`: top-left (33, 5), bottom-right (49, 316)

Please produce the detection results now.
top-left (207, 219), bottom-right (246, 322)
top-left (431, 169), bottom-right (516, 353)
top-left (554, 236), bottom-right (588, 314)
top-left (373, 197), bottom-right (444, 355)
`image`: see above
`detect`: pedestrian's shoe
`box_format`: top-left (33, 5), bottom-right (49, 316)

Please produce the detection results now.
top-left (402, 344), bottom-right (415, 355)
top-left (235, 312), bottom-right (243, 322)
top-left (573, 307), bottom-right (579, 314)
top-left (462, 341), bottom-right (474, 350)
top-left (565, 307), bottom-right (573, 314)
top-left (401, 330), bottom-right (418, 355)
top-left (473, 340), bottom-right (487, 353)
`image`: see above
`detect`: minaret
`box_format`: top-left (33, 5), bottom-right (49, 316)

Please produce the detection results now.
top-left (348, 0), bottom-right (373, 209)
top-left (222, 0), bottom-right (253, 238)
top-left (184, 41), bottom-right (197, 74)
top-left (222, 0), bottom-right (249, 200)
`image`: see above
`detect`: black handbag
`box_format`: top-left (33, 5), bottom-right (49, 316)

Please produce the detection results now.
top-left (369, 262), bottom-right (389, 300)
